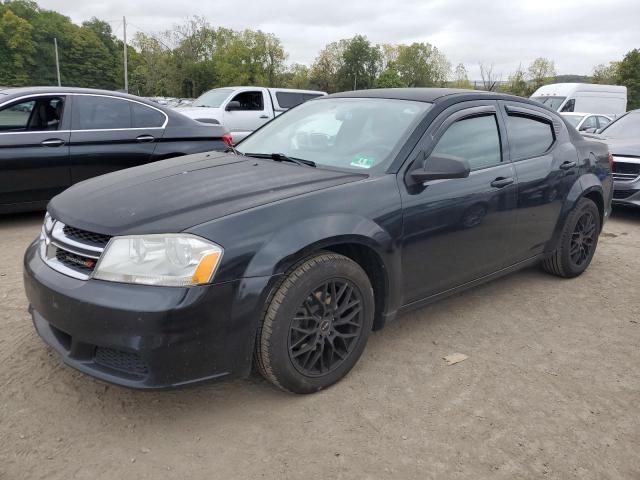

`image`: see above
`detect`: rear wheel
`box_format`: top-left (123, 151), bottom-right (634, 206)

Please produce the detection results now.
top-left (255, 252), bottom-right (374, 394)
top-left (542, 197), bottom-right (600, 278)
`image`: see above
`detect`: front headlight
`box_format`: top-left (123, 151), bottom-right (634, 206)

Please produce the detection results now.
top-left (92, 234), bottom-right (223, 287)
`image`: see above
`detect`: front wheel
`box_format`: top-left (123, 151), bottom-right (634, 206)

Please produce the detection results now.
top-left (542, 197), bottom-right (601, 278)
top-left (255, 252), bottom-right (375, 394)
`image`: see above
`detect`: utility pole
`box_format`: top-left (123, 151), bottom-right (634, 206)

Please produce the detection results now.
top-left (54, 38), bottom-right (61, 86)
top-left (123, 16), bottom-right (128, 93)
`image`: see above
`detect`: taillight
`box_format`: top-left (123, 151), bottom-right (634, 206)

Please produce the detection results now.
top-left (222, 133), bottom-right (234, 147)
top-left (608, 153), bottom-right (614, 172)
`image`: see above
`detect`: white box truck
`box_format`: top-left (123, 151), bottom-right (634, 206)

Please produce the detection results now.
top-left (176, 87), bottom-right (326, 142)
top-left (530, 83), bottom-right (627, 116)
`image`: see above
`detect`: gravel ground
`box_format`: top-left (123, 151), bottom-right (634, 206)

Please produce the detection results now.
top-left (1, 209), bottom-right (639, 480)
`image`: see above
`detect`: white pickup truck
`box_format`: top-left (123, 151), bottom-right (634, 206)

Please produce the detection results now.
top-left (176, 87), bottom-right (326, 142)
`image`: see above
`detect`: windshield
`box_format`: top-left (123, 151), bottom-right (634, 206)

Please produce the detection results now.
top-left (530, 96), bottom-right (566, 111)
top-left (237, 98), bottom-right (431, 172)
top-left (562, 114), bottom-right (585, 128)
top-left (192, 88), bottom-right (234, 108)
top-left (599, 112), bottom-right (640, 139)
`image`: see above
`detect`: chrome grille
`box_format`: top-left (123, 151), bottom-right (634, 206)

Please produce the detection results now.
top-left (41, 218), bottom-right (110, 280)
top-left (62, 225), bottom-right (111, 248)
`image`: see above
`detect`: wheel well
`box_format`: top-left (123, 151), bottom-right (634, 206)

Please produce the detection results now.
top-left (583, 190), bottom-right (604, 229)
top-left (322, 243), bottom-right (388, 331)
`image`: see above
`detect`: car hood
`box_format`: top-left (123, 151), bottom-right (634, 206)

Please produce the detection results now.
top-left (587, 135), bottom-right (640, 157)
top-left (48, 152), bottom-right (366, 235)
top-left (175, 106), bottom-right (222, 122)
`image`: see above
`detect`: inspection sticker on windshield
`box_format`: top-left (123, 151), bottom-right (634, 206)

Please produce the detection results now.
top-left (350, 155), bottom-right (375, 169)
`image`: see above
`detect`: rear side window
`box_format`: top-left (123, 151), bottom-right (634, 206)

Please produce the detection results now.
top-left (276, 92), bottom-right (304, 109)
top-left (275, 92), bottom-right (322, 109)
top-left (506, 114), bottom-right (555, 159)
top-left (431, 114), bottom-right (502, 171)
top-left (132, 103), bottom-right (165, 128)
top-left (73, 96), bottom-right (131, 130)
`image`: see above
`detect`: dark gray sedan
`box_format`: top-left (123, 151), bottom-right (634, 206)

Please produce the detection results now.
top-left (0, 87), bottom-right (230, 213)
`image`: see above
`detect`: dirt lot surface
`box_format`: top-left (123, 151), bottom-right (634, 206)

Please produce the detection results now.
top-left (1, 209), bottom-right (639, 480)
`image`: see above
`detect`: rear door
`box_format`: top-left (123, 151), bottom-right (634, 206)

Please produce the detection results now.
top-left (222, 89), bottom-right (272, 141)
top-left (69, 94), bottom-right (167, 183)
top-left (499, 101), bottom-right (579, 261)
top-left (0, 95), bottom-right (71, 209)
top-left (399, 101), bottom-right (518, 303)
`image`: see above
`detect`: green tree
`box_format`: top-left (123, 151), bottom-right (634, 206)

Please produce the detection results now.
top-left (451, 63), bottom-right (471, 89)
top-left (616, 49), bottom-right (640, 110)
top-left (527, 57), bottom-right (556, 91)
top-left (0, 9), bottom-right (35, 85)
top-left (396, 42), bottom-right (450, 87)
top-left (375, 64), bottom-right (404, 88)
top-left (310, 40), bottom-right (345, 93)
top-left (501, 64), bottom-right (530, 97)
top-left (282, 63), bottom-right (310, 89)
top-left (339, 35), bottom-right (381, 90)
top-left (592, 62), bottom-right (619, 84)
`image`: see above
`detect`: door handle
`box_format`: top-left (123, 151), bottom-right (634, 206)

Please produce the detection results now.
top-left (559, 161), bottom-right (577, 170)
top-left (490, 177), bottom-right (514, 188)
top-left (41, 138), bottom-right (65, 147)
top-left (259, 115), bottom-right (269, 119)
top-left (136, 134), bottom-right (156, 143)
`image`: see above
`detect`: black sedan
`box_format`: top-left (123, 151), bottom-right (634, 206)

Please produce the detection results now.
top-left (0, 87), bottom-right (230, 213)
top-left (23, 88), bottom-right (612, 394)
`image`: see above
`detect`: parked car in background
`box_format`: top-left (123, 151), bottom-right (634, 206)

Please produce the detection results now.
top-left (24, 88), bottom-right (612, 394)
top-left (561, 112), bottom-right (612, 133)
top-left (531, 83), bottom-right (627, 116)
top-left (166, 98), bottom-right (194, 108)
top-left (587, 110), bottom-right (640, 207)
top-left (177, 86), bottom-right (327, 141)
top-left (0, 87), bottom-right (229, 213)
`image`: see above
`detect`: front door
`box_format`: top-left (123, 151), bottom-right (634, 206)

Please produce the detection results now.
top-left (399, 102), bottom-right (518, 304)
top-left (222, 90), bottom-right (272, 141)
top-left (0, 95), bottom-right (71, 209)
top-left (69, 94), bottom-right (164, 183)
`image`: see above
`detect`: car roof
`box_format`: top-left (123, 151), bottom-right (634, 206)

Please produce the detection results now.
top-left (325, 87), bottom-right (546, 108)
top-left (0, 86), bottom-right (161, 107)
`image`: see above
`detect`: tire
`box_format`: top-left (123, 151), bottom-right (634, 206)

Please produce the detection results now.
top-left (255, 252), bottom-right (375, 394)
top-left (542, 197), bottom-right (601, 278)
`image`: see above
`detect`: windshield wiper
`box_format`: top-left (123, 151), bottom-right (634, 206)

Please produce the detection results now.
top-left (243, 153), bottom-right (316, 168)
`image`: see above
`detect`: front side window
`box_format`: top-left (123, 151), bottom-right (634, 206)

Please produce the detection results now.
top-left (237, 98), bottom-right (430, 171)
top-left (73, 96), bottom-right (132, 130)
top-left (560, 99), bottom-right (575, 112)
top-left (0, 97), bottom-right (63, 132)
top-left (507, 114), bottom-right (555, 159)
top-left (229, 91), bottom-right (264, 111)
top-left (579, 115), bottom-right (598, 131)
top-left (597, 116), bottom-right (611, 129)
top-left (563, 114), bottom-right (584, 128)
top-left (431, 114), bottom-right (502, 171)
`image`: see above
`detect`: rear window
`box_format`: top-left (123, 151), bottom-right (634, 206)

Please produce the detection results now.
top-left (275, 92), bottom-right (322, 110)
top-left (507, 114), bottom-right (555, 159)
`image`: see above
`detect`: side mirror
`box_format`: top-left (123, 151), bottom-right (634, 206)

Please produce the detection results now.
top-left (581, 127), bottom-right (597, 134)
top-left (226, 101), bottom-right (241, 111)
top-left (408, 154), bottom-right (470, 185)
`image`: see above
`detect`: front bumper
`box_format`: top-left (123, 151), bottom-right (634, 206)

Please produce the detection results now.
top-left (612, 179), bottom-right (640, 208)
top-left (23, 240), bottom-right (275, 389)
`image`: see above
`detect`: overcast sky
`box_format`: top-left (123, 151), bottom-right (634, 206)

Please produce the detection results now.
top-left (39, 0), bottom-right (640, 80)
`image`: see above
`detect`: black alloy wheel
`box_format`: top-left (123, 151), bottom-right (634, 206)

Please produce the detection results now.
top-left (255, 252), bottom-right (375, 394)
top-left (569, 210), bottom-right (597, 268)
top-left (288, 279), bottom-right (364, 377)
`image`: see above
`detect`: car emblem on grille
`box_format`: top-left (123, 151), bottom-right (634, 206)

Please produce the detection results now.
top-left (63, 254), bottom-right (95, 269)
